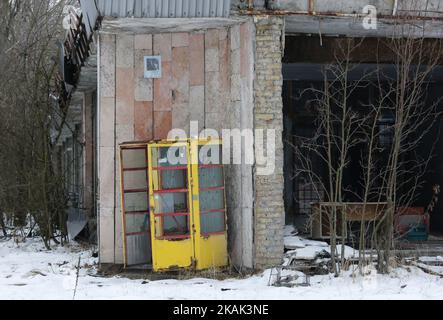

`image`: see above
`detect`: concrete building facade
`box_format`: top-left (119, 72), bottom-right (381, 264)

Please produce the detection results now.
top-left (67, 0), bottom-right (443, 271)
top-left (97, 17), bottom-right (261, 268)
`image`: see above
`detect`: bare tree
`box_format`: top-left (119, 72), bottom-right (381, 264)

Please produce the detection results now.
top-left (289, 14), bottom-right (442, 275)
top-left (371, 13), bottom-right (443, 273)
top-left (289, 38), bottom-right (372, 276)
top-left (0, 0), bottom-right (70, 247)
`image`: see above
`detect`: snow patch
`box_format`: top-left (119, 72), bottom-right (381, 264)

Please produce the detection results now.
top-left (1, 238), bottom-right (443, 300)
top-left (284, 225), bottom-right (299, 237)
top-left (419, 256), bottom-right (443, 263)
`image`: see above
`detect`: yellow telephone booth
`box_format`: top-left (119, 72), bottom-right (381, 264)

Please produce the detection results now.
top-left (119, 139), bottom-right (228, 271)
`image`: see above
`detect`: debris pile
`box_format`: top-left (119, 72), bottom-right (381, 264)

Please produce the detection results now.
top-left (270, 226), bottom-right (368, 287)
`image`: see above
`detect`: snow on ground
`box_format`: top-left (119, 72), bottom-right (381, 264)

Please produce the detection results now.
top-left (284, 232), bottom-right (360, 261)
top-left (1, 238), bottom-right (443, 300)
top-left (284, 225), bottom-right (329, 251)
top-left (285, 244), bottom-right (364, 261)
top-left (419, 256), bottom-right (443, 263)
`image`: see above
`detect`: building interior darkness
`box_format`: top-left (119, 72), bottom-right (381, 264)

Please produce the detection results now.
top-left (282, 36), bottom-right (443, 238)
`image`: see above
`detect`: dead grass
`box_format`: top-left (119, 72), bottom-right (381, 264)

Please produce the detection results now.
top-left (97, 264), bottom-right (258, 282)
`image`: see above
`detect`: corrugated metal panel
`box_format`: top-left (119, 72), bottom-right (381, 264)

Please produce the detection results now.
top-left (127, 234), bottom-right (151, 266)
top-left (96, 0), bottom-right (231, 18)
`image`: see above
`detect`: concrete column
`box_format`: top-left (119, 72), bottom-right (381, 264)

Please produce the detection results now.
top-left (224, 20), bottom-right (255, 271)
top-left (115, 34), bottom-right (135, 264)
top-left (98, 33), bottom-right (116, 264)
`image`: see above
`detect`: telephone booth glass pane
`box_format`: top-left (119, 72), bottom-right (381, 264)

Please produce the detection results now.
top-left (198, 144), bottom-right (226, 235)
top-left (199, 167), bottom-right (224, 189)
top-left (125, 214), bottom-right (150, 234)
top-left (122, 148), bottom-right (147, 168)
top-left (151, 146), bottom-right (190, 239)
top-left (201, 212), bottom-right (225, 234)
top-left (123, 171), bottom-right (148, 190)
top-left (200, 190), bottom-right (224, 211)
top-left (120, 146), bottom-right (151, 266)
top-left (124, 192), bottom-right (149, 212)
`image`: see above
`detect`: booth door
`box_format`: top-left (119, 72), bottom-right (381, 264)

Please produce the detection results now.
top-left (120, 145), bottom-right (151, 267)
top-left (148, 142), bottom-right (195, 271)
top-left (191, 140), bottom-right (228, 270)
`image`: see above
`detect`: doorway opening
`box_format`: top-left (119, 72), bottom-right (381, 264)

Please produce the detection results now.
top-left (282, 36), bottom-right (443, 242)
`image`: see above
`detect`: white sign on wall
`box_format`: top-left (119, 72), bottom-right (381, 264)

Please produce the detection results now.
top-left (144, 56), bottom-right (162, 78)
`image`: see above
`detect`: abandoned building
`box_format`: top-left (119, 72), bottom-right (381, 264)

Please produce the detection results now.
top-left (59, 0), bottom-right (443, 272)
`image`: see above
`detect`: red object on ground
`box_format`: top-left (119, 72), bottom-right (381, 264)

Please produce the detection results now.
top-left (395, 207), bottom-right (430, 236)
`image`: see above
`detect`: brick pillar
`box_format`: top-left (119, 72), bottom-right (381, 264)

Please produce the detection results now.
top-left (253, 16), bottom-right (285, 269)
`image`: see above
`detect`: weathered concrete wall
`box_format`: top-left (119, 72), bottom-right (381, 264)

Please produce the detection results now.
top-left (279, 0), bottom-right (443, 38)
top-left (269, 0), bottom-right (395, 14)
top-left (253, 16), bottom-right (285, 269)
top-left (270, 0), bottom-right (443, 16)
top-left (98, 32), bottom-right (116, 264)
top-left (224, 20), bottom-right (256, 270)
top-left (97, 18), bottom-right (255, 268)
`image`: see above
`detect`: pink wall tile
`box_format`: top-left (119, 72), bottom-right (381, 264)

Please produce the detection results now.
top-left (205, 29), bottom-right (219, 49)
top-left (134, 49), bottom-right (153, 102)
top-left (205, 71), bottom-right (220, 114)
top-left (172, 46), bottom-right (190, 104)
top-left (153, 62), bottom-right (172, 111)
top-left (154, 111), bottom-right (172, 140)
top-left (153, 33), bottom-right (172, 62)
top-left (189, 33), bottom-right (204, 86)
top-left (240, 23), bottom-right (251, 78)
top-left (172, 32), bottom-right (189, 48)
top-left (134, 101), bottom-right (153, 141)
top-left (172, 102), bottom-right (191, 133)
top-left (205, 29), bottom-right (219, 73)
top-left (135, 34), bottom-right (152, 50)
top-left (219, 36), bottom-right (230, 94)
top-left (116, 67), bottom-right (135, 126)
top-left (116, 34), bottom-right (134, 68)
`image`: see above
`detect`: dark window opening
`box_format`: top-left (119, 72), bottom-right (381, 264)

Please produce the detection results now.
top-left (282, 37), bottom-right (443, 237)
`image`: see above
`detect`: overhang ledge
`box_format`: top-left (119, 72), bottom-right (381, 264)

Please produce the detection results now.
top-left (99, 17), bottom-right (250, 34)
